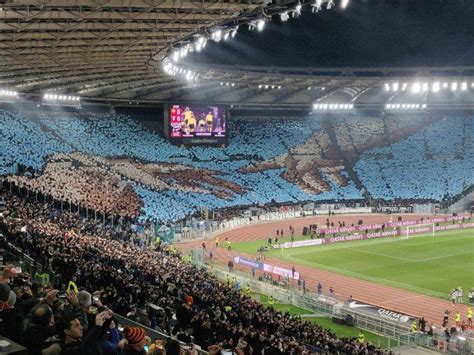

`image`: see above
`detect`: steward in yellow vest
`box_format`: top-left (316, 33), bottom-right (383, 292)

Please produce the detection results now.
top-left (268, 295), bottom-right (275, 306)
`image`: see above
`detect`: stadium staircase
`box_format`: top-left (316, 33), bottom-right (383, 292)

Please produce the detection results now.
top-left (447, 185), bottom-right (474, 213)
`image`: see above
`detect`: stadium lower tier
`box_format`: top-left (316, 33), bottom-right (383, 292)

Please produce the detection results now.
top-left (0, 193), bottom-right (387, 354)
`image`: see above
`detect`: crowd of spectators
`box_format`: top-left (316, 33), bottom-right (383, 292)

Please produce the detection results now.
top-left (0, 191), bottom-right (388, 354)
top-left (354, 115), bottom-right (474, 201)
top-left (0, 109), bottom-right (473, 224)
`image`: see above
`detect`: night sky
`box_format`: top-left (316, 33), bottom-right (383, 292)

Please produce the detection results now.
top-left (188, 0), bottom-right (474, 68)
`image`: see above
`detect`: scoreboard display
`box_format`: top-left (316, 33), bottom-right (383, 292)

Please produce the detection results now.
top-left (168, 104), bottom-right (227, 145)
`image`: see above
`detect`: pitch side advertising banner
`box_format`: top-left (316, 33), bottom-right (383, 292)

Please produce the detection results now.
top-left (233, 256), bottom-right (300, 280)
top-left (345, 300), bottom-right (418, 325)
top-left (275, 217), bottom-right (473, 249)
top-left (232, 256), bottom-right (263, 270)
top-left (319, 214), bottom-right (470, 235)
top-left (274, 239), bottom-right (324, 249)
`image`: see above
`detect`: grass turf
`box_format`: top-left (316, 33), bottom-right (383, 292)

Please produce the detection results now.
top-left (231, 229), bottom-right (474, 299)
top-left (249, 292), bottom-right (390, 348)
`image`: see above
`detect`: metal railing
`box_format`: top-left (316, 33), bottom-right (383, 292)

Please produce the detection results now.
top-left (338, 308), bottom-right (411, 338)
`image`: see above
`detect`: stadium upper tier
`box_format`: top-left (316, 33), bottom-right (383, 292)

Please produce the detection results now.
top-left (1, 109), bottom-right (473, 222)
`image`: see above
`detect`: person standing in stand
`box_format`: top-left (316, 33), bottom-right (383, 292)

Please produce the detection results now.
top-left (451, 289), bottom-right (457, 306)
top-left (442, 310), bottom-right (450, 327)
top-left (455, 311), bottom-right (461, 327)
top-left (457, 287), bottom-right (463, 304)
top-left (317, 282), bottom-right (322, 295)
top-left (329, 286), bottom-right (335, 298)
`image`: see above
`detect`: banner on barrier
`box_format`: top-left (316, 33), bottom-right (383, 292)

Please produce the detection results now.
top-left (344, 300), bottom-right (418, 325)
top-left (320, 214), bottom-right (470, 235)
top-left (233, 256), bottom-right (300, 280)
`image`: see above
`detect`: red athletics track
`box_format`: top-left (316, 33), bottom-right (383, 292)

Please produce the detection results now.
top-left (177, 213), bottom-right (471, 328)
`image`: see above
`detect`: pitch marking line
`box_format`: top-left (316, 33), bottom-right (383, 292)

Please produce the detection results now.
top-left (351, 248), bottom-right (473, 263)
top-left (351, 248), bottom-right (414, 262)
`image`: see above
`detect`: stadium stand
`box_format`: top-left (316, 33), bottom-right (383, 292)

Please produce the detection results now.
top-left (0, 109), bottom-right (473, 223)
top-left (0, 191), bottom-right (389, 354)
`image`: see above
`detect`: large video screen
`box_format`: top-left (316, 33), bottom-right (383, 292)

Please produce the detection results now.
top-left (169, 104), bottom-right (226, 139)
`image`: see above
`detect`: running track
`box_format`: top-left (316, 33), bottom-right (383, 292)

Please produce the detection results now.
top-left (176, 213), bottom-right (471, 328)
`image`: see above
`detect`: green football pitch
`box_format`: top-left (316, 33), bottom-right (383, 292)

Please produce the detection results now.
top-left (230, 229), bottom-right (474, 299)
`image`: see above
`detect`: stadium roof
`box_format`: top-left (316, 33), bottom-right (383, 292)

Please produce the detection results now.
top-left (1, 0), bottom-right (474, 110)
top-left (0, 0), bottom-right (265, 97)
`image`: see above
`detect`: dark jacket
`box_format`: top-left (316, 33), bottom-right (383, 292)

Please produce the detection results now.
top-left (59, 325), bottom-right (105, 355)
top-left (119, 346), bottom-right (146, 355)
top-left (0, 308), bottom-right (25, 343)
top-left (22, 323), bottom-right (56, 355)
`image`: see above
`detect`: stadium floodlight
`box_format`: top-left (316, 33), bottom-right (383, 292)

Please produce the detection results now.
top-left (220, 82), bottom-right (224, 86)
top-left (194, 36), bottom-right (206, 52)
top-left (277, 86), bottom-right (281, 89)
top-left (311, 0), bottom-right (323, 13)
top-left (386, 104), bottom-right (391, 109)
top-left (280, 12), bottom-right (289, 21)
top-left (327, 0), bottom-right (335, 9)
top-left (392, 82), bottom-right (399, 92)
top-left (341, 0), bottom-right (349, 9)
top-left (443, 82), bottom-right (449, 88)
top-left (258, 84), bottom-right (262, 89)
top-left (223, 31), bottom-right (230, 41)
top-left (230, 26), bottom-right (239, 38)
top-left (422, 83), bottom-right (429, 92)
top-left (412, 82), bottom-right (421, 93)
top-left (451, 82), bottom-right (458, 91)
top-left (401, 104), bottom-right (406, 109)
top-left (265, 85), bottom-right (269, 89)
top-left (422, 104), bottom-right (427, 108)
top-left (384, 83), bottom-right (390, 91)
top-left (472, 82), bottom-right (474, 88)
top-left (432, 82), bottom-right (440, 93)
top-left (395, 104), bottom-right (400, 109)
top-left (415, 104), bottom-right (420, 108)
top-left (172, 51), bottom-right (179, 62)
top-left (211, 29), bottom-right (222, 42)
top-left (402, 82), bottom-right (408, 91)
top-left (461, 82), bottom-right (467, 91)
top-left (313, 103), bottom-right (318, 109)
top-left (194, 41), bottom-right (202, 53)
top-left (293, 3), bottom-right (302, 17)
top-left (257, 19), bottom-right (265, 32)
top-left (231, 83), bottom-right (235, 87)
